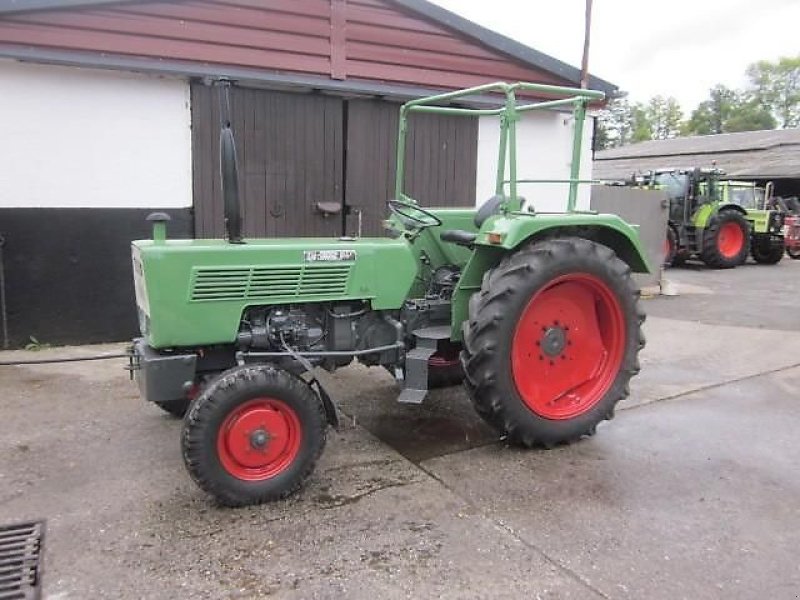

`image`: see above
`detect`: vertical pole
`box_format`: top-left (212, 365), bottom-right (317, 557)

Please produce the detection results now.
top-left (568, 99), bottom-right (587, 213)
top-left (394, 109), bottom-right (408, 200)
top-left (506, 90), bottom-right (519, 210)
top-left (580, 0), bottom-right (593, 89)
top-left (495, 115), bottom-right (508, 196)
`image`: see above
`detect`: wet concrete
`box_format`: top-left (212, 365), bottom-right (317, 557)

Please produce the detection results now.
top-left (647, 257), bottom-right (800, 330)
top-left (422, 366), bottom-right (800, 599)
top-left (1, 261), bottom-right (799, 598)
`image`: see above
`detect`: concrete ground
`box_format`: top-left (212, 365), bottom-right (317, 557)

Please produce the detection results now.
top-left (1, 259), bottom-right (799, 599)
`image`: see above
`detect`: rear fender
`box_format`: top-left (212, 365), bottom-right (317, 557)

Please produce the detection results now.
top-left (694, 203), bottom-right (745, 229)
top-left (449, 214), bottom-right (651, 340)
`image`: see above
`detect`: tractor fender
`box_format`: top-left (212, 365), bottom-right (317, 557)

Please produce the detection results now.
top-left (449, 214), bottom-right (651, 341)
top-left (693, 203), bottom-right (746, 229)
top-left (479, 213), bottom-right (651, 273)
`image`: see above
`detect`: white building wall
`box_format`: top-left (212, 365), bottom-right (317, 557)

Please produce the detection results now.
top-left (0, 60), bottom-right (192, 208)
top-left (475, 109), bottom-right (594, 212)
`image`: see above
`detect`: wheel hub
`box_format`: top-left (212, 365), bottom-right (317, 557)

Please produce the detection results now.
top-left (216, 398), bottom-right (302, 481)
top-left (511, 275), bottom-right (626, 420)
top-left (540, 325), bottom-right (567, 357)
top-left (249, 428), bottom-right (270, 450)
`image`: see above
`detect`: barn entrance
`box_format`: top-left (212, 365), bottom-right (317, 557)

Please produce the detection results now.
top-left (191, 82), bottom-right (478, 238)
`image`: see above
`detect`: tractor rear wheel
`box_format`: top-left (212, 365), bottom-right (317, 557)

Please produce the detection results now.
top-left (700, 209), bottom-right (750, 268)
top-left (751, 234), bottom-right (784, 264)
top-left (462, 237), bottom-right (644, 447)
top-left (182, 365), bottom-right (326, 506)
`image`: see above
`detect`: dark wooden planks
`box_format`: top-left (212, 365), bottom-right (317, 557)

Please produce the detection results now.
top-left (345, 98), bottom-right (478, 236)
top-left (191, 83), bottom-right (343, 238)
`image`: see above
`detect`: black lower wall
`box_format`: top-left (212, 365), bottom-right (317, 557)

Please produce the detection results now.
top-left (0, 208), bottom-right (193, 348)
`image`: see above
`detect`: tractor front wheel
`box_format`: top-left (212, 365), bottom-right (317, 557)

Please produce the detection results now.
top-left (788, 247), bottom-right (800, 260)
top-left (182, 365), bottom-right (326, 506)
top-left (700, 209), bottom-right (750, 268)
top-left (462, 238), bottom-right (644, 447)
top-left (751, 234), bottom-right (784, 264)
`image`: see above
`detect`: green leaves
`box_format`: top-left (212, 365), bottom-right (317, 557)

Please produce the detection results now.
top-left (598, 54), bottom-right (798, 148)
top-left (746, 56), bottom-right (800, 128)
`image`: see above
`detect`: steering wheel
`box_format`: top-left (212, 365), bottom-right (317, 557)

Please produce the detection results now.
top-left (387, 199), bottom-right (442, 229)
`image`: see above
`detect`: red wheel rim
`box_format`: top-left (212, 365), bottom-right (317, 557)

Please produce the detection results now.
top-left (217, 398), bottom-right (302, 481)
top-left (511, 274), bottom-right (626, 420)
top-left (717, 221), bottom-right (744, 258)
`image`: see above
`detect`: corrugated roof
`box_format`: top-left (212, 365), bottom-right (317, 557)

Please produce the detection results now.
top-left (594, 129), bottom-right (800, 180)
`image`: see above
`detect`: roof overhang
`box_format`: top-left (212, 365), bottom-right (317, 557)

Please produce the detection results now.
top-left (0, 0), bottom-right (618, 96)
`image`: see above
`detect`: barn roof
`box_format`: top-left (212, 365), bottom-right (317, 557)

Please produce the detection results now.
top-left (594, 129), bottom-right (800, 180)
top-left (0, 0), bottom-right (616, 96)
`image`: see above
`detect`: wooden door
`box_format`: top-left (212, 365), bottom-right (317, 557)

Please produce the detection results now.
top-left (191, 83), bottom-right (344, 238)
top-left (344, 98), bottom-right (478, 236)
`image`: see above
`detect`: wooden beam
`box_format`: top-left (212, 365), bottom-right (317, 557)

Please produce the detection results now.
top-left (330, 0), bottom-right (347, 80)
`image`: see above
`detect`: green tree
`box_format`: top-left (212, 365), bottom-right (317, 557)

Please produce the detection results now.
top-left (685, 85), bottom-right (739, 135)
top-left (631, 103), bottom-right (652, 142)
top-left (597, 94), bottom-right (635, 148)
top-left (724, 101), bottom-right (776, 132)
top-left (685, 85), bottom-right (775, 135)
top-left (746, 55), bottom-right (800, 128)
top-left (645, 95), bottom-right (683, 139)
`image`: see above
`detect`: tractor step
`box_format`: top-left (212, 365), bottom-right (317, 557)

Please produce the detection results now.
top-left (397, 326), bottom-right (449, 404)
top-left (0, 520), bottom-right (45, 600)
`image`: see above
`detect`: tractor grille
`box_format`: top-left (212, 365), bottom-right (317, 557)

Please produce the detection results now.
top-left (0, 520), bottom-right (45, 600)
top-left (190, 264), bottom-right (353, 302)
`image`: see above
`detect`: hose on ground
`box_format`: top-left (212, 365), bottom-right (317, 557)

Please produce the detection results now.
top-left (0, 353), bottom-right (129, 366)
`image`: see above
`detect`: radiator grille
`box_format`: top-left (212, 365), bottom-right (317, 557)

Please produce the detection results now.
top-left (190, 264), bottom-right (352, 302)
top-left (0, 520), bottom-right (45, 600)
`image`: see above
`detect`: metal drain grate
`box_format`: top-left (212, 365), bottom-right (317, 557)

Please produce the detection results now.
top-left (0, 520), bottom-right (45, 600)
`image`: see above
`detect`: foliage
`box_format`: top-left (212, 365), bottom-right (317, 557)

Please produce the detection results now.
top-left (745, 56), bottom-right (800, 128)
top-left (597, 94), bottom-right (681, 148)
top-left (597, 54), bottom-right (798, 148)
top-left (645, 96), bottom-right (683, 140)
top-left (684, 85), bottom-right (776, 135)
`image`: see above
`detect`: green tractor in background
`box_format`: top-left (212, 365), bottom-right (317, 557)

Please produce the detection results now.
top-left (129, 81), bottom-right (649, 507)
top-left (725, 180), bottom-right (785, 264)
top-left (632, 168), bottom-right (784, 268)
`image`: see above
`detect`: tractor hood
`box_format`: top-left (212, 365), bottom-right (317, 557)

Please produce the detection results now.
top-left (131, 237), bottom-right (417, 349)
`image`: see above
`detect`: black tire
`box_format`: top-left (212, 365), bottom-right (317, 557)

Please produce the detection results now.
top-left (788, 247), bottom-right (800, 260)
top-left (182, 364), bottom-right (326, 507)
top-left (671, 251), bottom-right (689, 267)
top-left (155, 399), bottom-right (190, 418)
top-left (700, 209), bottom-right (750, 269)
top-left (461, 237), bottom-right (645, 448)
top-left (664, 226), bottom-right (677, 267)
top-left (751, 234), bottom-right (784, 264)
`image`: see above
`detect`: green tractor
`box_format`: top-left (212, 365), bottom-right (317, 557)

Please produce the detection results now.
top-left (632, 168), bottom-right (784, 268)
top-left (129, 82), bottom-right (649, 506)
top-left (725, 180), bottom-right (785, 264)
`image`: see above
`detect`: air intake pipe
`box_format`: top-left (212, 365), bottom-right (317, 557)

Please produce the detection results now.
top-left (217, 80), bottom-right (243, 244)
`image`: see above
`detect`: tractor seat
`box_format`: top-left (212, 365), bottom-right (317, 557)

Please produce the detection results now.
top-left (438, 194), bottom-right (511, 248)
top-left (439, 229), bottom-right (477, 247)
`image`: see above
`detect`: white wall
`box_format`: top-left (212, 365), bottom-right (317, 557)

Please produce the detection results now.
top-left (0, 61), bottom-right (192, 208)
top-left (475, 109), bottom-right (594, 212)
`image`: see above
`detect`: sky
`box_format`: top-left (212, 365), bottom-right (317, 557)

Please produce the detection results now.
top-left (428, 0), bottom-right (800, 114)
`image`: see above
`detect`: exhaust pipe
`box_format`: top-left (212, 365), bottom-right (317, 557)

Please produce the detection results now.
top-left (216, 80), bottom-right (243, 244)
